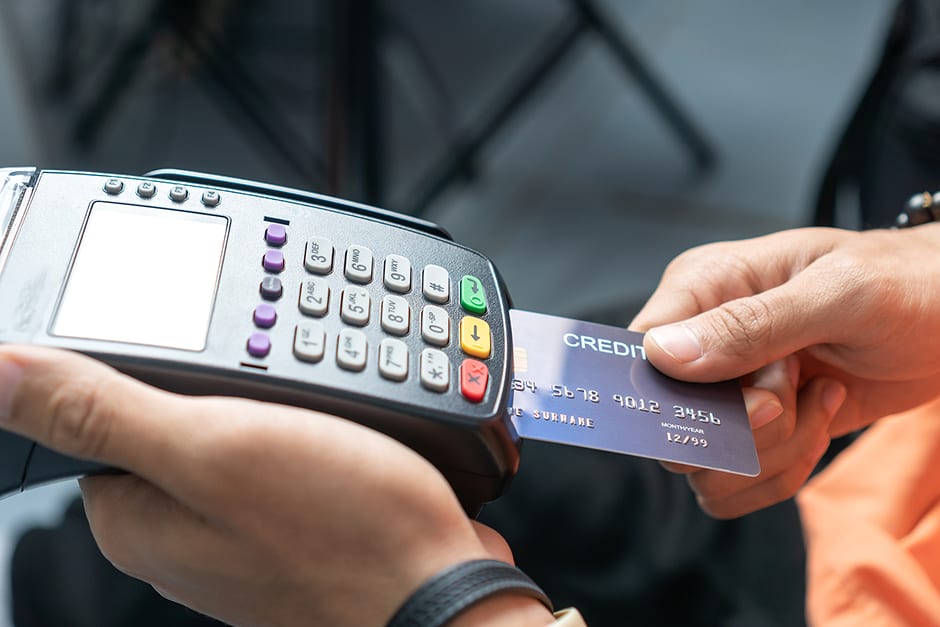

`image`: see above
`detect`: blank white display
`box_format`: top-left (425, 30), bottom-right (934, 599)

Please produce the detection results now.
top-left (54, 203), bottom-right (228, 351)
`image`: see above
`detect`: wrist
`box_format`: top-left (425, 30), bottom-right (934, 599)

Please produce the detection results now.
top-left (395, 513), bottom-right (493, 601)
top-left (386, 559), bottom-right (554, 627)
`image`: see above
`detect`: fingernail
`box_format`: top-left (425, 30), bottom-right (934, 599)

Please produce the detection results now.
top-left (0, 359), bottom-right (24, 421)
top-left (648, 324), bottom-right (703, 364)
top-left (750, 399), bottom-right (784, 430)
top-left (822, 381), bottom-right (846, 417)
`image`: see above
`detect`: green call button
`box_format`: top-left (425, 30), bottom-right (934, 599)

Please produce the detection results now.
top-left (459, 275), bottom-right (487, 315)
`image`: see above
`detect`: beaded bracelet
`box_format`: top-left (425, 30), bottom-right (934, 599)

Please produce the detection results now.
top-left (386, 560), bottom-right (553, 627)
top-left (897, 191), bottom-right (940, 228)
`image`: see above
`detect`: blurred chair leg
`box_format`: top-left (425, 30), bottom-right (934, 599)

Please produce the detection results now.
top-left (70, 1), bottom-right (166, 147)
top-left (403, 0), bottom-right (717, 217)
top-left (47, 0), bottom-right (81, 99)
top-left (403, 14), bottom-right (586, 216)
top-left (572, 0), bottom-right (716, 171)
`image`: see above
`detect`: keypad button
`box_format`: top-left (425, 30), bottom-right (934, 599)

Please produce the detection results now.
top-left (422, 265), bottom-right (450, 303)
top-left (421, 305), bottom-right (450, 346)
top-left (420, 348), bottom-right (450, 392)
top-left (384, 254), bottom-right (412, 293)
top-left (460, 359), bottom-right (489, 403)
top-left (341, 286), bottom-right (371, 326)
top-left (294, 321), bottom-right (326, 363)
top-left (253, 303), bottom-right (277, 329)
top-left (299, 277), bottom-right (330, 317)
top-left (201, 190), bottom-right (221, 207)
top-left (344, 245), bottom-right (374, 283)
top-left (260, 276), bottom-right (283, 301)
top-left (337, 329), bottom-right (368, 371)
top-left (265, 224), bottom-right (287, 247)
top-left (263, 250), bottom-right (285, 273)
top-left (378, 338), bottom-right (409, 381)
top-left (459, 316), bottom-right (491, 359)
top-left (103, 179), bottom-right (124, 195)
top-left (247, 333), bottom-right (271, 358)
top-left (459, 275), bottom-right (487, 315)
top-left (381, 295), bottom-right (410, 336)
top-left (304, 237), bottom-right (334, 274)
top-left (169, 185), bottom-right (189, 202)
top-left (136, 181), bottom-right (157, 198)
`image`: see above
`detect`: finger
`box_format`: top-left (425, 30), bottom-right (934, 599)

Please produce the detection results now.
top-left (744, 387), bottom-right (783, 431)
top-left (80, 475), bottom-right (215, 583)
top-left (689, 376), bottom-right (838, 500)
top-left (629, 229), bottom-right (840, 333)
top-left (0, 346), bottom-right (231, 505)
top-left (747, 356), bottom-right (799, 451)
top-left (659, 358), bottom-right (793, 477)
top-left (828, 373), bottom-right (940, 437)
top-left (0, 346), bottom-right (187, 468)
top-left (697, 433), bottom-right (830, 520)
top-left (692, 377), bottom-right (846, 518)
top-left (629, 241), bottom-right (777, 333)
top-left (641, 263), bottom-right (849, 383)
top-left (659, 384), bottom-right (783, 476)
top-left (80, 475), bottom-right (234, 622)
top-left (658, 384), bottom-right (784, 476)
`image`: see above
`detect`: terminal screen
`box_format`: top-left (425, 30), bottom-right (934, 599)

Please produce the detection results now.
top-left (54, 203), bottom-right (228, 351)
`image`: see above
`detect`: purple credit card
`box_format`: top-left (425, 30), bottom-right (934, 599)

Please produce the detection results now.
top-left (509, 310), bottom-right (760, 476)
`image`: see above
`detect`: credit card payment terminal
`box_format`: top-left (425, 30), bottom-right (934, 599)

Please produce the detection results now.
top-left (0, 168), bottom-right (517, 514)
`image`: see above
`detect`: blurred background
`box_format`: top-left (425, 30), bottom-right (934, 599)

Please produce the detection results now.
top-left (0, 0), bottom-right (913, 625)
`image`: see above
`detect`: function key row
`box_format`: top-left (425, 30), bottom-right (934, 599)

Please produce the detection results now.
top-left (103, 178), bottom-right (220, 207)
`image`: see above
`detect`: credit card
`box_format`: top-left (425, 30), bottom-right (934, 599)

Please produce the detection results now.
top-left (509, 310), bottom-right (760, 476)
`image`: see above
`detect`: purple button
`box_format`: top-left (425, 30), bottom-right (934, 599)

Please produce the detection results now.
top-left (253, 304), bottom-right (277, 328)
top-left (265, 224), bottom-right (287, 246)
top-left (247, 333), bottom-right (271, 358)
top-left (263, 250), bottom-right (285, 273)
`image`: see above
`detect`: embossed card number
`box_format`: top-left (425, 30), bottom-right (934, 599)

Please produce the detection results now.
top-left (508, 310), bottom-right (760, 476)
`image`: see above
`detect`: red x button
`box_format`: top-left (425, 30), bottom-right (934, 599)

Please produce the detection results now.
top-left (460, 359), bottom-right (489, 403)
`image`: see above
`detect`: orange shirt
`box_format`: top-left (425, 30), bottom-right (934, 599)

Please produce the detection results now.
top-left (799, 399), bottom-right (940, 626)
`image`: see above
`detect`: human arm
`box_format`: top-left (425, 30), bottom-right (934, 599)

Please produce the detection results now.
top-left (631, 225), bottom-right (940, 516)
top-left (0, 346), bottom-right (557, 627)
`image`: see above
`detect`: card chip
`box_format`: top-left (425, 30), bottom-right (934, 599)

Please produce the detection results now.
top-left (513, 347), bottom-right (528, 373)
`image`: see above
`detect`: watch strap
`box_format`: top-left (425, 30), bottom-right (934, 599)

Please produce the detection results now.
top-left (386, 559), bottom-right (553, 627)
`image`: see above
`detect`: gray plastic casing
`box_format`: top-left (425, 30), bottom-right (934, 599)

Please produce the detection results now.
top-left (0, 168), bottom-right (519, 514)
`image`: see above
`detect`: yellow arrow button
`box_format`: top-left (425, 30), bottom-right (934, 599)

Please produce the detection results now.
top-left (459, 316), bottom-right (491, 359)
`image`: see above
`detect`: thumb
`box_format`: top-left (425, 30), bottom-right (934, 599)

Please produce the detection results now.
top-left (0, 345), bottom-right (202, 497)
top-left (643, 280), bottom-right (831, 382)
